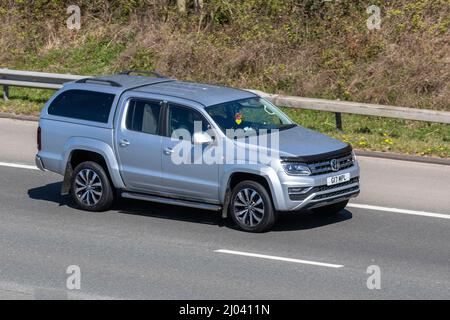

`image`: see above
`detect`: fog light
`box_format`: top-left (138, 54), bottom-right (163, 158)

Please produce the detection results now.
top-left (288, 187), bottom-right (308, 194)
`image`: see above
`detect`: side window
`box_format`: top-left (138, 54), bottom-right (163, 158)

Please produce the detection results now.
top-left (205, 104), bottom-right (229, 131)
top-left (168, 104), bottom-right (209, 138)
top-left (48, 89), bottom-right (115, 123)
top-left (126, 100), bottom-right (161, 135)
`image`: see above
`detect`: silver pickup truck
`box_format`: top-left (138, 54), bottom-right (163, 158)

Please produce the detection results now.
top-left (36, 73), bottom-right (360, 232)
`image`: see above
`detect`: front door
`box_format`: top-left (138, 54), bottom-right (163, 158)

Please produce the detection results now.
top-left (161, 103), bottom-right (220, 203)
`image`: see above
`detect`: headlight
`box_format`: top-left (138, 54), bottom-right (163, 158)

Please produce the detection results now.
top-left (282, 162), bottom-right (311, 176)
top-left (351, 151), bottom-right (357, 162)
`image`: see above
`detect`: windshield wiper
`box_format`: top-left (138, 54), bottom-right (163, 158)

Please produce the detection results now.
top-left (278, 124), bottom-right (297, 131)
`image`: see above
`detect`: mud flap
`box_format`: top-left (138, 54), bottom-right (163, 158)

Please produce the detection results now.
top-left (222, 187), bottom-right (231, 218)
top-left (60, 162), bottom-right (73, 196)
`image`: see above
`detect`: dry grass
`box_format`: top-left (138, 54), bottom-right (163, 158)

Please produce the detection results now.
top-left (0, 0), bottom-right (448, 111)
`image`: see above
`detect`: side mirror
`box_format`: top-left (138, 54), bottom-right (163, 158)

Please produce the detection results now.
top-left (193, 132), bottom-right (213, 145)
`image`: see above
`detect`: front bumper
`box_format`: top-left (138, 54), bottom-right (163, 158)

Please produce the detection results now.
top-left (35, 155), bottom-right (45, 171)
top-left (291, 181), bottom-right (360, 211)
top-left (274, 162), bottom-right (360, 211)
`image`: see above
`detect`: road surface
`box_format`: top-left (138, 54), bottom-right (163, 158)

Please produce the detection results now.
top-left (0, 118), bottom-right (449, 299)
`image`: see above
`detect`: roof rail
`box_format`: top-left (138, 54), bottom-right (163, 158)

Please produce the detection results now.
top-left (119, 70), bottom-right (166, 78)
top-left (76, 78), bottom-right (122, 87)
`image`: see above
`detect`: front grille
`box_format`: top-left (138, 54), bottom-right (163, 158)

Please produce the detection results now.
top-left (307, 153), bottom-right (354, 175)
top-left (312, 186), bottom-right (359, 201)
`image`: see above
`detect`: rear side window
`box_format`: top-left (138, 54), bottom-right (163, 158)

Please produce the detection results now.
top-left (126, 100), bottom-right (161, 135)
top-left (48, 90), bottom-right (115, 123)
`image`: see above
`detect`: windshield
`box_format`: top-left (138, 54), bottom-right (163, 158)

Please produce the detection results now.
top-left (205, 97), bottom-right (295, 136)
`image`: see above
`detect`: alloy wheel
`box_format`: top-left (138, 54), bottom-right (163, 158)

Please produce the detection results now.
top-left (74, 169), bottom-right (103, 206)
top-left (233, 188), bottom-right (265, 227)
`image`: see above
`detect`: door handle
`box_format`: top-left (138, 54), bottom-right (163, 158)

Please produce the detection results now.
top-left (163, 147), bottom-right (174, 155)
top-left (119, 139), bottom-right (130, 147)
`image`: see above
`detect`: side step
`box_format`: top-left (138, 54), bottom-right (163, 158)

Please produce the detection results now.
top-left (121, 192), bottom-right (222, 211)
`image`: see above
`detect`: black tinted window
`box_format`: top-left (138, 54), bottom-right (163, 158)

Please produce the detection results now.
top-left (48, 90), bottom-right (115, 123)
top-left (126, 100), bottom-right (161, 135)
top-left (168, 105), bottom-right (209, 137)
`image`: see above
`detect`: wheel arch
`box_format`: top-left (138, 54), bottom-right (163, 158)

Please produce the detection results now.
top-left (220, 166), bottom-right (285, 216)
top-left (60, 137), bottom-right (125, 195)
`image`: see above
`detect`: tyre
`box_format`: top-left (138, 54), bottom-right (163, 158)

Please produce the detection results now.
top-left (70, 161), bottom-right (114, 212)
top-left (312, 200), bottom-right (348, 215)
top-left (229, 180), bottom-right (276, 232)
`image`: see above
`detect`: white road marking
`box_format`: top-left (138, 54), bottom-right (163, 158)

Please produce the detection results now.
top-left (348, 203), bottom-right (450, 220)
top-left (0, 161), bottom-right (38, 170)
top-left (215, 249), bottom-right (344, 268)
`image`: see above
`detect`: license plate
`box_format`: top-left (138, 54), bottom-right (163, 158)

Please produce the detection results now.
top-left (327, 173), bottom-right (350, 186)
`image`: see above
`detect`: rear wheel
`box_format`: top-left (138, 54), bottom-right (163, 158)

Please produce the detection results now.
top-left (312, 200), bottom-right (349, 215)
top-left (229, 181), bottom-right (276, 232)
top-left (71, 161), bottom-right (114, 212)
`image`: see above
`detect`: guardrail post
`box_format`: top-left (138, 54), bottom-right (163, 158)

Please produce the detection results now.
top-left (335, 112), bottom-right (343, 131)
top-left (2, 85), bottom-right (9, 101)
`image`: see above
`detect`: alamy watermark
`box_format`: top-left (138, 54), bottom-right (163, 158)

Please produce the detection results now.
top-left (66, 265), bottom-right (81, 290)
top-left (366, 265), bottom-right (381, 290)
top-left (169, 122), bottom-right (280, 168)
top-left (366, 5), bottom-right (381, 30)
top-left (67, 5), bottom-right (81, 30)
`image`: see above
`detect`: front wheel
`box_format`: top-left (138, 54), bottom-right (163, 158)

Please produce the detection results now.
top-left (70, 161), bottom-right (114, 212)
top-left (229, 181), bottom-right (276, 232)
top-left (312, 200), bottom-right (349, 215)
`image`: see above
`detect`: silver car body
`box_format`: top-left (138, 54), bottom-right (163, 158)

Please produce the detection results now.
top-left (36, 75), bottom-right (360, 213)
